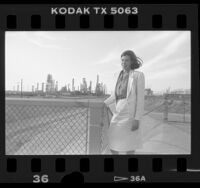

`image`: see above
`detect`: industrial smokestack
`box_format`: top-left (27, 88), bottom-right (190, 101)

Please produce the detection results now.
top-left (37, 82), bottom-right (39, 91)
top-left (42, 83), bottom-right (44, 92)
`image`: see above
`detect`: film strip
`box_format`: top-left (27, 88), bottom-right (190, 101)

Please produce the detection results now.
top-left (0, 2), bottom-right (200, 183)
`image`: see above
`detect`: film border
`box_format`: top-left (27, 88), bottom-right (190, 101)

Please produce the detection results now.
top-left (0, 3), bottom-right (199, 183)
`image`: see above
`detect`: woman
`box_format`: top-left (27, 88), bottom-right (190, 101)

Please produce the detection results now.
top-left (104, 50), bottom-right (145, 155)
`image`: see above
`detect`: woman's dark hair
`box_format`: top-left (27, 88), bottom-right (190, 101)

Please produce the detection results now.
top-left (121, 50), bottom-right (143, 70)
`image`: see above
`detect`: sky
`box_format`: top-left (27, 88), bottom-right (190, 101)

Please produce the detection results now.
top-left (5, 31), bottom-right (191, 94)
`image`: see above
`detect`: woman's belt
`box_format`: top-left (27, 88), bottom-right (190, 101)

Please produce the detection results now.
top-left (116, 95), bottom-right (126, 100)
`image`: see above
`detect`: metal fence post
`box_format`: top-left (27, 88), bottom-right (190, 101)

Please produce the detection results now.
top-left (88, 102), bottom-right (104, 154)
top-left (183, 95), bottom-right (186, 123)
top-left (163, 94), bottom-right (168, 121)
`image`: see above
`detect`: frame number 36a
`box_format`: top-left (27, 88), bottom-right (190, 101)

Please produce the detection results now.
top-left (33, 175), bottom-right (49, 183)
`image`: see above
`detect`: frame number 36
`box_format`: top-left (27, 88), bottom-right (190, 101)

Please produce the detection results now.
top-left (33, 175), bottom-right (49, 183)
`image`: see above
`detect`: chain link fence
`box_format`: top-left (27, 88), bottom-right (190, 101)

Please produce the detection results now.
top-left (100, 105), bottom-right (111, 154)
top-left (6, 99), bottom-right (89, 155)
top-left (144, 94), bottom-right (191, 123)
top-left (5, 94), bottom-right (191, 155)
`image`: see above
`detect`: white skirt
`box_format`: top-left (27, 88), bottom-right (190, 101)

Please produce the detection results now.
top-left (108, 99), bottom-right (143, 152)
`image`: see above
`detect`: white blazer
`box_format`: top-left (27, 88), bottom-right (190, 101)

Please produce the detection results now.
top-left (104, 69), bottom-right (145, 121)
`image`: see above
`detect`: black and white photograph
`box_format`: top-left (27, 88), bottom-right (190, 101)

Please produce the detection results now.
top-left (5, 31), bottom-right (191, 155)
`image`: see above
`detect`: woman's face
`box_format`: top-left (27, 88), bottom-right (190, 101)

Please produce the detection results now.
top-left (121, 55), bottom-right (132, 72)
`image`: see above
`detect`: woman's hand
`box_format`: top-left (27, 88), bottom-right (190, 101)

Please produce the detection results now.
top-left (131, 120), bottom-right (139, 131)
top-left (106, 105), bottom-right (113, 116)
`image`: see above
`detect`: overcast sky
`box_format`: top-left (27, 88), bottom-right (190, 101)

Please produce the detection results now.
top-left (5, 31), bottom-right (191, 94)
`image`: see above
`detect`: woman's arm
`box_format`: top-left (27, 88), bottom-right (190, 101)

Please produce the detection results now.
top-left (104, 92), bottom-right (116, 115)
top-left (134, 72), bottom-right (145, 121)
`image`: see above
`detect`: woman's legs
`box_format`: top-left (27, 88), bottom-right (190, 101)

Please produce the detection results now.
top-left (110, 149), bottom-right (119, 154)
